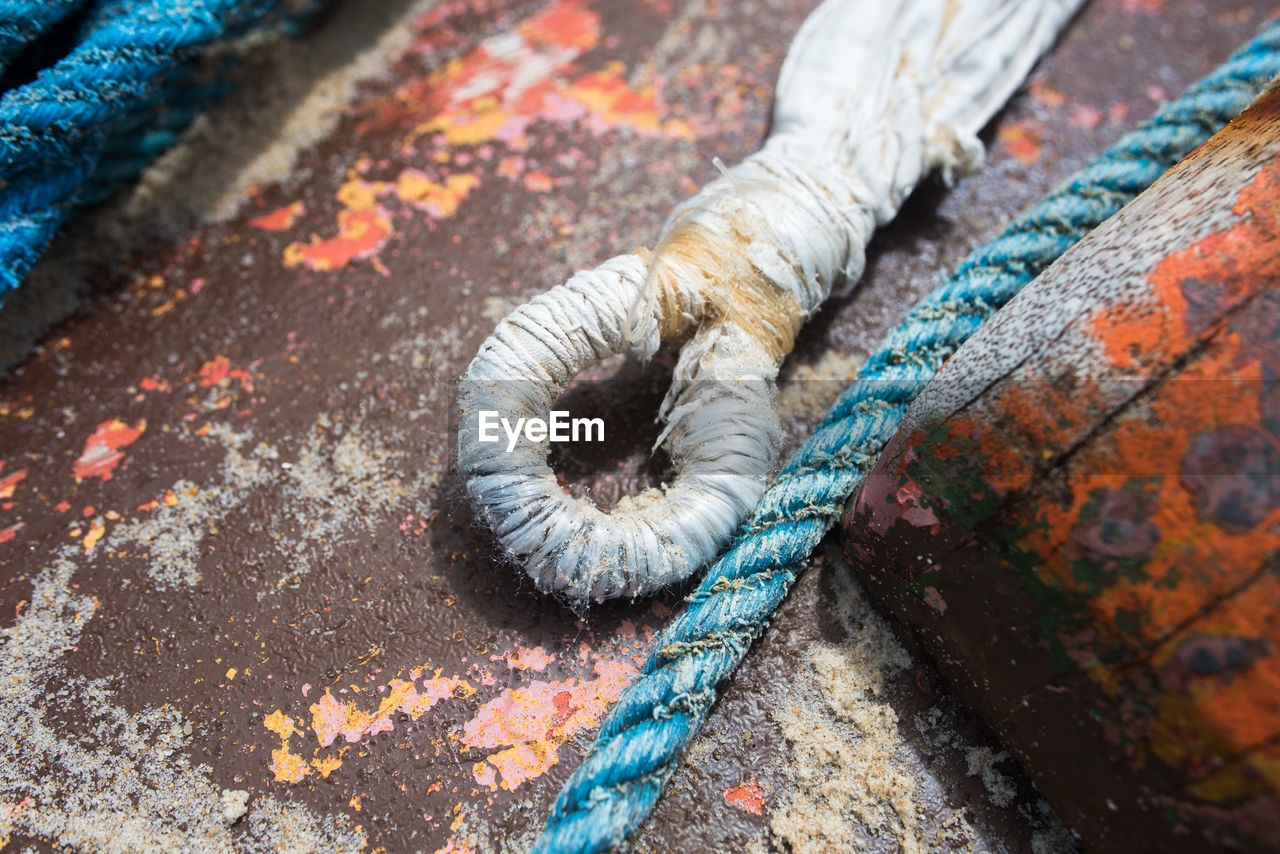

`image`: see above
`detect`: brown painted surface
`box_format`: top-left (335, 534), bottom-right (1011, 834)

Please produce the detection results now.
top-left (0, 0), bottom-right (1275, 851)
top-left (843, 85), bottom-right (1280, 851)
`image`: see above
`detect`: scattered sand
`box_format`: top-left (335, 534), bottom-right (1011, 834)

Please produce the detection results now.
top-left (965, 746), bottom-right (1017, 809)
top-left (110, 425), bottom-right (275, 587)
top-left (776, 350), bottom-right (863, 424)
top-left (0, 0), bottom-right (442, 374)
top-left (0, 551), bottom-right (366, 853)
top-left (766, 552), bottom-right (1079, 853)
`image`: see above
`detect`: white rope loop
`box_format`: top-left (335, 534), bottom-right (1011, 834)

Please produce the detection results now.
top-left (458, 255), bottom-right (780, 601)
top-left (457, 0), bottom-right (1084, 603)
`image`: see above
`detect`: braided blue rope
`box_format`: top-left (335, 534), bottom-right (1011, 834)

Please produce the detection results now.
top-left (0, 0), bottom-right (91, 74)
top-left (0, 0), bottom-right (306, 299)
top-left (533, 18), bottom-right (1280, 854)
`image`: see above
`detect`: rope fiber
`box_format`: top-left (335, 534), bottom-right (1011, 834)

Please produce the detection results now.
top-left (0, 0), bottom-right (323, 300)
top-left (532, 17), bottom-right (1280, 853)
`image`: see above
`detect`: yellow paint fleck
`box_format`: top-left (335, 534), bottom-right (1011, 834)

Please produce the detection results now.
top-left (264, 709), bottom-right (310, 784)
top-left (335, 172), bottom-right (384, 212)
top-left (394, 171), bottom-right (479, 218)
top-left (226, 667), bottom-right (238, 680)
top-left (419, 106), bottom-right (511, 148)
top-left (311, 755), bottom-right (343, 778)
top-left (82, 518), bottom-right (105, 554)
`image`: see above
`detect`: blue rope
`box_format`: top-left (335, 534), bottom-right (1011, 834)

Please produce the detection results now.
top-left (0, 0), bottom-right (91, 74)
top-left (0, 0), bottom-right (313, 300)
top-left (532, 18), bottom-right (1280, 854)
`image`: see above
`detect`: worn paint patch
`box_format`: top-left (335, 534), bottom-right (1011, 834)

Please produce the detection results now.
top-left (73, 419), bottom-right (146, 482)
top-left (278, 0), bottom-right (696, 280)
top-left (284, 204), bottom-right (394, 272)
top-left (265, 710), bottom-right (311, 784)
top-left (725, 780), bottom-right (764, 815)
top-left (1, 554), bottom-right (367, 851)
top-left (493, 646), bottom-right (552, 672)
top-left (997, 117), bottom-right (1043, 165)
top-left (0, 465), bottom-right (26, 499)
top-left (373, 0), bottom-right (690, 149)
top-left (310, 672), bottom-right (474, 748)
top-left (461, 658), bottom-right (637, 790)
top-left (82, 518), bottom-right (106, 554)
top-left (250, 201), bottom-right (307, 231)
top-left (395, 171), bottom-right (480, 218)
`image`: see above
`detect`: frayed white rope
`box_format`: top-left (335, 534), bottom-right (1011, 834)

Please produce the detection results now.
top-left (457, 0), bottom-right (1083, 603)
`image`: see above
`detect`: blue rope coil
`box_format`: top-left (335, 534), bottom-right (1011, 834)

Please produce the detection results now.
top-left (533, 17), bottom-right (1280, 854)
top-left (0, 0), bottom-right (321, 301)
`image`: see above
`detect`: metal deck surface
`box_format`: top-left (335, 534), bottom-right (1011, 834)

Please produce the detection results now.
top-left (0, 1), bottom-right (1272, 851)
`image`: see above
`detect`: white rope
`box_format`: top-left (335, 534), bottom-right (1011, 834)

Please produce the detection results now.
top-left (457, 0), bottom-right (1084, 603)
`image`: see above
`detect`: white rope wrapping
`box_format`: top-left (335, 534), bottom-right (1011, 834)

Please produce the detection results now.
top-left (457, 0), bottom-right (1084, 602)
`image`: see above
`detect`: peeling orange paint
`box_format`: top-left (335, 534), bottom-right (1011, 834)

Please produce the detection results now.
top-left (73, 419), bottom-right (146, 482)
top-left (310, 754), bottom-right (343, 779)
top-left (284, 205), bottom-right (394, 272)
top-left (461, 659), bottom-right (637, 790)
top-left (725, 779), bottom-right (765, 815)
top-left (563, 63), bottom-right (672, 135)
top-left (249, 201), bottom-right (306, 231)
top-left (310, 673), bottom-right (474, 748)
top-left (82, 518), bottom-right (105, 554)
top-left (395, 171), bottom-right (480, 218)
top-left (998, 118), bottom-right (1043, 165)
top-left (0, 522), bottom-right (22, 543)
top-left (517, 0), bottom-right (599, 49)
top-left (264, 710), bottom-right (310, 784)
top-left (0, 466), bottom-right (27, 499)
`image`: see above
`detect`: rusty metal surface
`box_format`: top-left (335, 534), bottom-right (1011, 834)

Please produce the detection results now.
top-left (842, 87), bottom-right (1280, 852)
top-left (0, 1), bottom-right (1274, 851)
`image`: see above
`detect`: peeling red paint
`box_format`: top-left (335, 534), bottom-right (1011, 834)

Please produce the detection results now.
top-left (0, 466), bottom-right (27, 499)
top-left (198, 356), bottom-right (232, 388)
top-left (73, 419), bottom-right (146, 482)
top-left (724, 779), bottom-right (764, 815)
top-left (249, 201), bottom-right (306, 231)
top-left (138, 375), bottom-right (170, 393)
top-left (284, 205), bottom-right (394, 272)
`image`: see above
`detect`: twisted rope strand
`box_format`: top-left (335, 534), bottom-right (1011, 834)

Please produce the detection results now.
top-left (0, 0), bottom-right (297, 297)
top-left (0, 0), bottom-right (270, 170)
top-left (0, 0), bottom-right (90, 74)
top-left (533, 18), bottom-right (1280, 853)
